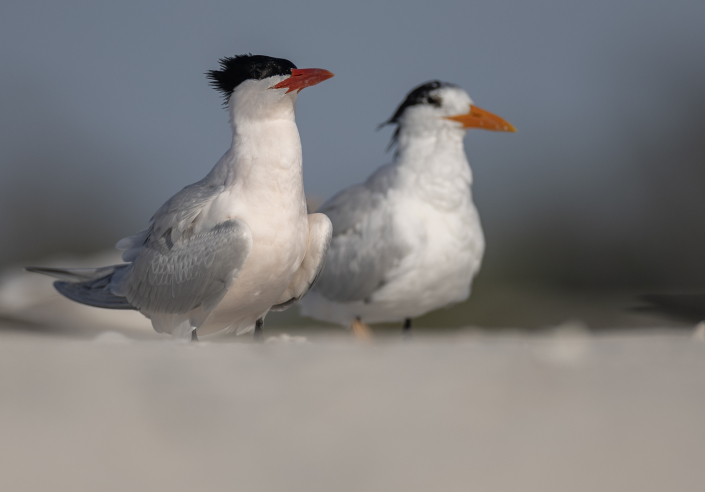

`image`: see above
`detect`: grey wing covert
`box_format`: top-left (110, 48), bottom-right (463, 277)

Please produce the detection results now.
top-left (111, 218), bottom-right (253, 314)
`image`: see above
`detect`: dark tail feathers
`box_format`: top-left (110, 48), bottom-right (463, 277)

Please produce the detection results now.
top-left (25, 265), bottom-right (136, 310)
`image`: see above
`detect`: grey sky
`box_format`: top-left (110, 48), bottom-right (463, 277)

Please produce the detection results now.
top-left (2, 0), bottom-right (705, 287)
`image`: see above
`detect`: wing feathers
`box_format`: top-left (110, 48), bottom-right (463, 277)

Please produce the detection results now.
top-left (311, 164), bottom-right (409, 303)
top-left (149, 181), bottom-right (225, 241)
top-left (28, 178), bottom-right (254, 328)
top-left (51, 267), bottom-right (136, 310)
top-left (25, 265), bottom-right (123, 282)
top-left (112, 219), bottom-right (252, 314)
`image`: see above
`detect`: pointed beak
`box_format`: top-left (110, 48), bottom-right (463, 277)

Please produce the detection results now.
top-left (272, 68), bottom-right (335, 93)
top-left (445, 105), bottom-right (517, 132)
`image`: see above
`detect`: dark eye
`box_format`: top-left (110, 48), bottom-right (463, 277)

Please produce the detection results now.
top-left (426, 95), bottom-right (442, 107)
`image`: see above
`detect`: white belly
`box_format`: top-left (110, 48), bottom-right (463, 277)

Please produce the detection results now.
top-left (302, 198), bottom-right (484, 325)
top-left (198, 204), bottom-right (309, 335)
top-left (372, 199), bottom-right (484, 320)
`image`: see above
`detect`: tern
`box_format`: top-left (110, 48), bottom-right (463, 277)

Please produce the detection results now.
top-left (28, 54), bottom-right (334, 340)
top-left (299, 81), bottom-right (515, 337)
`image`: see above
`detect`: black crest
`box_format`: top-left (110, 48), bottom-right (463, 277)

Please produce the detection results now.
top-left (380, 80), bottom-right (456, 150)
top-left (206, 54), bottom-right (297, 101)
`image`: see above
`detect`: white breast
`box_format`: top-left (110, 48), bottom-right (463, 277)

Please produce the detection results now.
top-left (364, 190), bottom-right (484, 322)
top-left (196, 119), bottom-right (310, 335)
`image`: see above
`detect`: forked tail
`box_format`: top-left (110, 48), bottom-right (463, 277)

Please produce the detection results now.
top-left (25, 265), bottom-right (136, 310)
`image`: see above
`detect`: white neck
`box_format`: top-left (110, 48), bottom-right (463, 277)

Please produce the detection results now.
top-left (393, 125), bottom-right (473, 208)
top-left (206, 81), bottom-right (303, 193)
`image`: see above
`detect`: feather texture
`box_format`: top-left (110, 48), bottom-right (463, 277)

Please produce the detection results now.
top-left (112, 219), bottom-right (252, 314)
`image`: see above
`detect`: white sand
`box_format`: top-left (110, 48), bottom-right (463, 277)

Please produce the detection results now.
top-left (0, 329), bottom-right (703, 492)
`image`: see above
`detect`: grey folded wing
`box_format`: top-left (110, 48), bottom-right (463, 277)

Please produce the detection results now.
top-left (271, 213), bottom-right (332, 311)
top-left (111, 218), bottom-right (253, 314)
top-left (116, 180), bottom-right (226, 262)
top-left (311, 176), bottom-right (410, 303)
top-left (28, 179), bottom-right (251, 315)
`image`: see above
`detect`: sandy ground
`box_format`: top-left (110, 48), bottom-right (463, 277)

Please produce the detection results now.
top-left (1, 326), bottom-right (704, 492)
top-left (1, 256), bottom-right (703, 491)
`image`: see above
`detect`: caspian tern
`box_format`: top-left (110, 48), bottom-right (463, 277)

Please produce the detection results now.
top-left (299, 81), bottom-right (515, 337)
top-left (28, 54), bottom-right (334, 340)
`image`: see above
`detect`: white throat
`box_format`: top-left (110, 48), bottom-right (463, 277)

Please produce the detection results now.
top-left (389, 122), bottom-right (474, 211)
top-left (396, 123), bottom-right (472, 180)
top-left (205, 78), bottom-right (303, 190)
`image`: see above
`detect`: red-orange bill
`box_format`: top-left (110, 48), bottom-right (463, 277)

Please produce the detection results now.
top-left (273, 68), bottom-right (334, 93)
top-left (445, 105), bottom-right (516, 132)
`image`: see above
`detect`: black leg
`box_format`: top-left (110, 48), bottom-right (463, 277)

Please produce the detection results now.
top-left (253, 318), bottom-right (264, 342)
top-left (191, 329), bottom-right (199, 342)
top-left (402, 318), bottom-right (412, 338)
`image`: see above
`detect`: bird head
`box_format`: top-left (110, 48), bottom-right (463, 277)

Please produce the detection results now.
top-left (207, 54), bottom-right (334, 123)
top-left (381, 81), bottom-right (516, 150)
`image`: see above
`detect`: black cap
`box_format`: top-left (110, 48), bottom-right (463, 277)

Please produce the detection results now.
top-left (207, 54), bottom-right (297, 101)
top-left (380, 80), bottom-right (456, 150)
top-left (384, 80), bottom-right (456, 126)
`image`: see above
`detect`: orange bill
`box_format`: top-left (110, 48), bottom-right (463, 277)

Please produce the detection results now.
top-left (445, 105), bottom-right (516, 132)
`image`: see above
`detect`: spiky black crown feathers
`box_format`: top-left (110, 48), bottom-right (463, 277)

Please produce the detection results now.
top-left (206, 54), bottom-right (296, 101)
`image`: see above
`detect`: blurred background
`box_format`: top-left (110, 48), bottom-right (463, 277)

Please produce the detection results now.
top-left (2, 0), bottom-right (705, 331)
